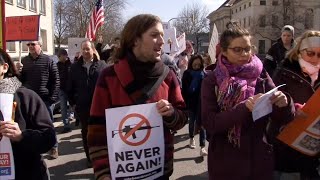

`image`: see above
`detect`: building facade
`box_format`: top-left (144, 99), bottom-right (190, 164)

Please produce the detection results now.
top-left (207, 0), bottom-right (320, 55)
top-left (5, 0), bottom-right (54, 59)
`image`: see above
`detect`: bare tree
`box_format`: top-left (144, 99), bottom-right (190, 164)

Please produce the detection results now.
top-left (173, 2), bottom-right (210, 53)
top-left (54, 0), bottom-right (127, 47)
top-left (250, 0), bottom-right (309, 41)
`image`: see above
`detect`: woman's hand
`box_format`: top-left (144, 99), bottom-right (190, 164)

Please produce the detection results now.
top-left (0, 121), bottom-right (23, 142)
top-left (156, 99), bottom-right (174, 117)
top-left (270, 91), bottom-right (288, 108)
top-left (245, 93), bottom-right (263, 112)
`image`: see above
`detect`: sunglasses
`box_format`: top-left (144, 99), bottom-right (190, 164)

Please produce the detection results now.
top-left (27, 43), bottom-right (37, 46)
top-left (228, 46), bottom-right (252, 55)
top-left (303, 50), bottom-right (320, 58)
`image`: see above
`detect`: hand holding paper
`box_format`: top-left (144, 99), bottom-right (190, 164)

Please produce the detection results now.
top-left (252, 84), bottom-right (286, 121)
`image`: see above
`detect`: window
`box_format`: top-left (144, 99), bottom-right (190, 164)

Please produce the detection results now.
top-left (258, 40), bottom-right (266, 54)
top-left (272, 15), bottom-right (278, 28)
top-left (260, 0), bottom-right (266, 5)
top-left (272, 0), bottom-right (279, 6)
top-left (29, 0), bottom-right (36, 12)
top-left (244, 4), bottom-right (247, 9)
top-left (5, 0), bottom-right (13, 4)
top-left (249, 2), bottom-right (251, 7)
top-left (40, 29), bottom-right (47, 51)
top-left (259, 15), bottom-right (266, 27)
top-left (17, 0), bottom-right (26, 8)
top-left (22, 42), bottom-right (29, 52)
top-left (240, 7), bottom-right (242, 11)
top-left (236, 9), bottom-right (238, 13)
top-left (6, 42), bottom-right (16, 52)
top-left (40, 0), bottom-right (46, 15)
top-left (244, 18), bottom-right (246, 27)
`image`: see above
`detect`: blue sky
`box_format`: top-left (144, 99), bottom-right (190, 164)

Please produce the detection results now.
top-left (123, 0), bottom-right (226, 22)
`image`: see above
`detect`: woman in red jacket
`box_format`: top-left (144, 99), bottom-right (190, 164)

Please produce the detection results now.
top-left (87, 14), bottom-right (187, 180)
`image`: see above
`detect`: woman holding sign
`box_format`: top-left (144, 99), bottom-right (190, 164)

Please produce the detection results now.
top-left (271, 30), bottom-right (320, 180)
top-left (0, 49), bottom-right (56, 180)
top-left (200, 22), bottom-right (295, 180)
top-left (88, 14), bottom-right (187, 180)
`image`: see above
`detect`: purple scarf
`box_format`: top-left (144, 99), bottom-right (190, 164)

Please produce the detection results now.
top-left (214, 54), bottom-right (263, 147)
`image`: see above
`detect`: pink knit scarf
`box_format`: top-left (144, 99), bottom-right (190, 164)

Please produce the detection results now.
top-left (214, 54), bottom-right (263, 147)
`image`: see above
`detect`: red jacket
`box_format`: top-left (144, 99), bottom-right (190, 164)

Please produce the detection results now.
top-left (88, 58), bottom-right (187, 180)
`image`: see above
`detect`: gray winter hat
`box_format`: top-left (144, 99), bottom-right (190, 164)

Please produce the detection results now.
top-left (281, 25), bottom-right (294, 37)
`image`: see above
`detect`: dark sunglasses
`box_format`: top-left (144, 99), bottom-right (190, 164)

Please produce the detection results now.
top-left (27, 43), bottom-right (37, 46)
top-left (228, 46), bottom-right (252, 55)
top-left (303, 50), bottom-right (320, 58)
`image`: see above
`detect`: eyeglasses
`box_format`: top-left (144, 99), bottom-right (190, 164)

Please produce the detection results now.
top-left (303, 49), bottom-right (320, 58)
top-left (228, 46), bottom-right (252, 55)
top-left (27, 43), bottom-right (37, 46)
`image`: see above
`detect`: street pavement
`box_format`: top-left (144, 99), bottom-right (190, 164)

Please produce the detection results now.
top-left (45, 115), bottom-right (208, 180)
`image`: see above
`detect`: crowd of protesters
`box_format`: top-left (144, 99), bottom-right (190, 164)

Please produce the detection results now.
top-left (0, 13), bottom-right (319, 180)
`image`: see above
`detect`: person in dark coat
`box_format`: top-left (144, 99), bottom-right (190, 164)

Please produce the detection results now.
top-left (15, 37), bottom-right (60, 159)
top-left (0, 48), bottom-right (56, 180)
top-left (181, 54), bottom-right (207, 156)
top-left (201, 22), bottom-right (295, 180)
top-left (67, 40), bottom-right (107, 167)
top-left (271, 30), bottom-right (320, 180)
top-left (264, 25), bottom-right (295, 77)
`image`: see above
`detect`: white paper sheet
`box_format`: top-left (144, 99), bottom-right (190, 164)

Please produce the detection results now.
top-left (252, 84), bottom-right (286, 121)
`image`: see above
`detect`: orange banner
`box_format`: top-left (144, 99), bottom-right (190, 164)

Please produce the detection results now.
top-left (6, 15), bottom-right (40, 41)
top-left (277, 88), bottom-right (320, 156)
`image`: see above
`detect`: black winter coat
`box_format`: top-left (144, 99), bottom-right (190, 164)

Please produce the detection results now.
top-left (67, 57), bottom-right (107, 111)
top-left (270, 58), bottom-right (320, 177)
top-left (12, 87), bottom-right (56, 180)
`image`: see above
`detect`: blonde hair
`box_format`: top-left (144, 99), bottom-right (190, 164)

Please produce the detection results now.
top-left (286, 30), bottom-right (320, 61)
top-left (81, 40), bottom-right (100, 60)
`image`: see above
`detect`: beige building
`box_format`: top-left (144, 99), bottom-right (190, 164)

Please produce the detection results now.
top-left (207, 0), bottom-right (320, 55)
top-left (5, 0), bottom-right (54, 59)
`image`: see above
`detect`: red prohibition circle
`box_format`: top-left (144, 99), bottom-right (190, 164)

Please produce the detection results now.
top-left (118, 113), bottom-right (151, 146)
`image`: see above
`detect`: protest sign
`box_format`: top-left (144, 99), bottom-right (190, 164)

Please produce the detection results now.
top-left (0, 94), bottom-right (15, 179)
top-left (106, 103), bottom-right (164, 180)
top-left (277, 89), bottom-right (320, 156)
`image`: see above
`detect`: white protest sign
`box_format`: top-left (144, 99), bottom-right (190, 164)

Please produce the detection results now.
top-left (170, 33), bottom-right (186, 58)
top-left (163, 27), bottom-right (179, 54)
top-left (68, 38), bottom-right (88, 62)
top-left (208, 23), bottom-right (219, 64)
top-left (0, 93), bottom-right (15, 179)
top-left (106, 103), bottom-right (164, 180)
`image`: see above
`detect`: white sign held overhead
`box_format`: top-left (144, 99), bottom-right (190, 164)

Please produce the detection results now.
top-left (163, 28), bottom-right (179, 54)
top-left (68, 38), bottom-right (88, 62)
top-left (170, 33), bottom-right (186, 58)
top-left (208, 23), bottom-right (219, 64)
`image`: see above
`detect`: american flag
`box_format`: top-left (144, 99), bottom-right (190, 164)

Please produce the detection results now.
top-left (85, 0), bottom-right (104, 41)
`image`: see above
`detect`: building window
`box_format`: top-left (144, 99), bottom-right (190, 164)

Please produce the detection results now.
top-left (17, 0), bottom-right (26, 8)
top-left (259, 40), bottom-right (266, 54)
top-left (5, 0), bottom-right (13, 4)
top-left (236, 9), bottom-right (238, 13)
top-left (22, 42), bottom-right (29, 52)
top-left (260, 0), bottom-right (266, 5)
top-left (41, 29), bottom-right (48, 51)
top-left (40, 0), bottom-right (46, 15)
top-left (259, 15), bottom-right (266, 27)
top-left (244, 4), bottom-right (247, 9)
top-left (6, 42), bottom-right (16, 52)
top-left (244, 18), bottom-right (246, 27)
top-left (249, 2), bottom-right (251, 7)
top-left (272, 15), bottom-right (278, 28)
top-left (240, 7), bottom-right (242, 11)
top-left (272, 0), bottom-right (278, 6)
top-left (29, 0), bottom-right (36, 12)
